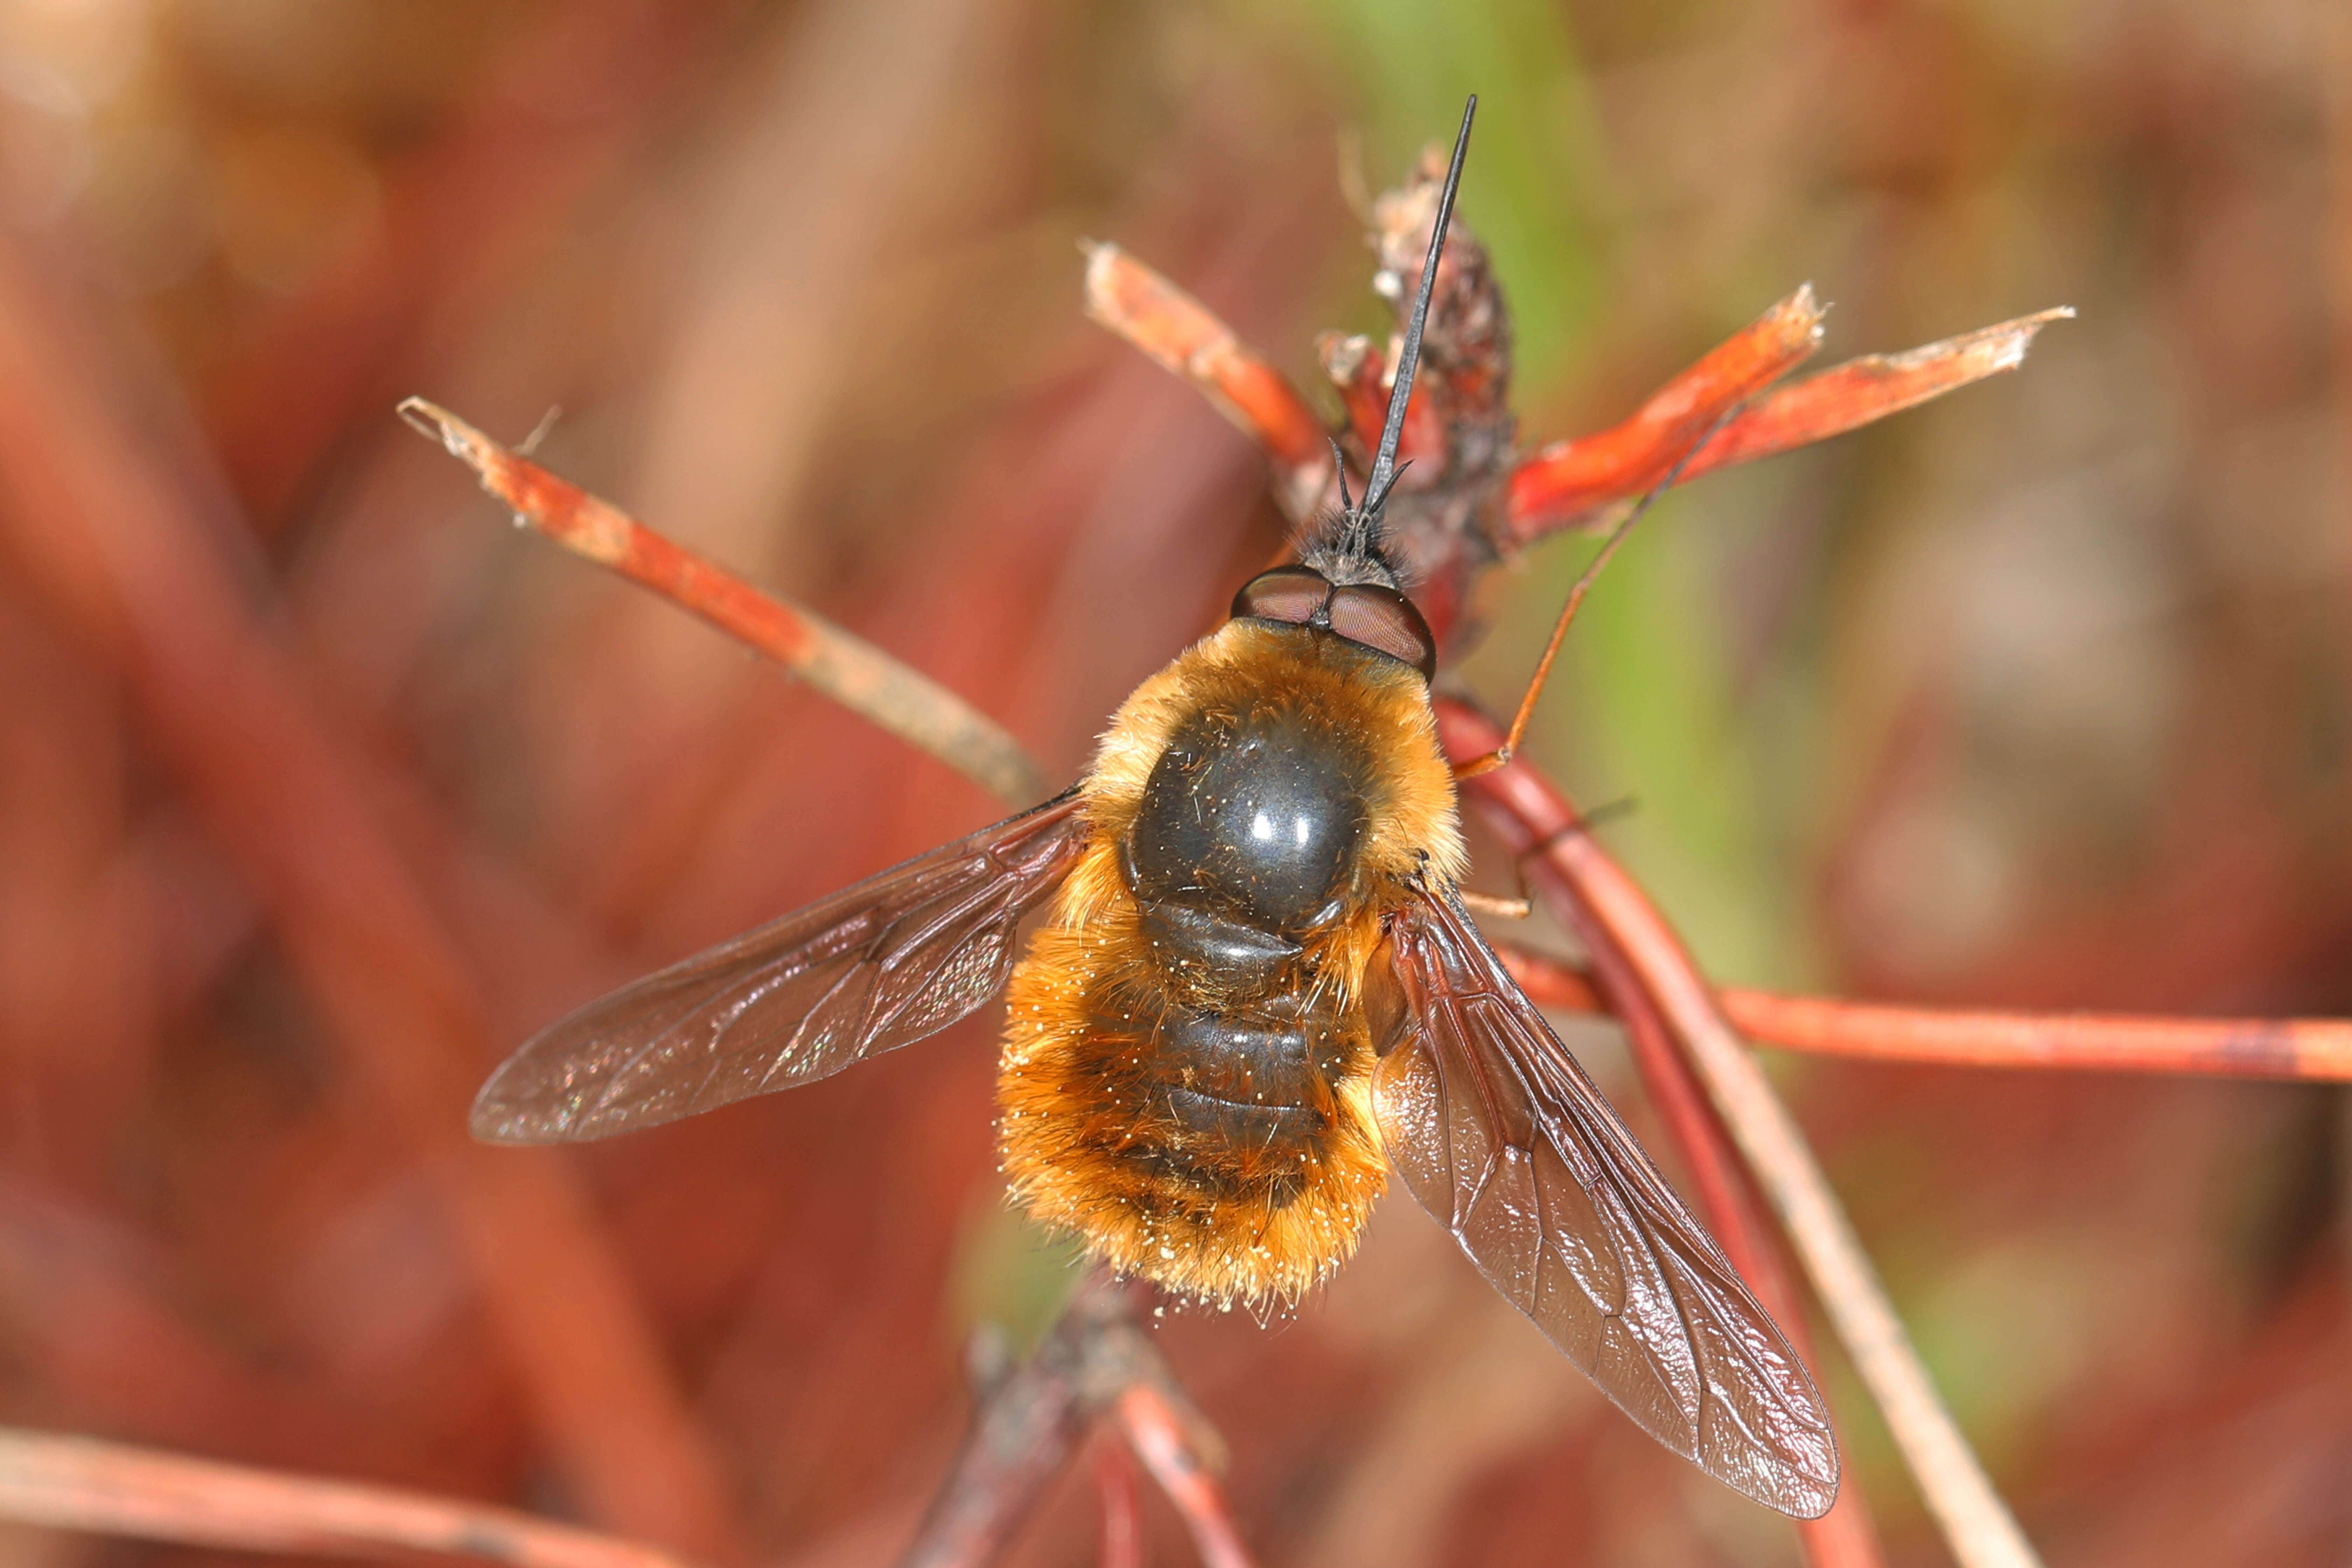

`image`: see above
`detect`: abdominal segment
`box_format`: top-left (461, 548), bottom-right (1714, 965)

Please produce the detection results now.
top-left (996, 915), bottom-right (1387, 1304)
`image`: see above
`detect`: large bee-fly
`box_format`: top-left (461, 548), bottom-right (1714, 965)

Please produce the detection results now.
top-left (471, 97), bottom-right (1840, 1519)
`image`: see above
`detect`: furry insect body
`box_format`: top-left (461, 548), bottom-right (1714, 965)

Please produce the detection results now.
top-left (998, 618), bottom-right (1465, 1302)
top-left (464, 96), bottom-right (1845, 1518)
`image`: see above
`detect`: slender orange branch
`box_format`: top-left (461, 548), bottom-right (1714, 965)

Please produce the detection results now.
top-left (896, 1270), bottom-right (1249, 1568)
top-left (1082, 243), bottom-right (1332, 520)
top-left (1506, 307), bottom-right (2071, 539)
top-left (1502, 285), bottom-right (1824, 534)
top-left (0, 1428), bottom-right (696, 1568)
top-left (399, 399), bottom-right (1047, 809)
top-left (1736, 992), bottom-right (2352, 1079)
top-left (1115, 1385), bottom-right (1254, 1568)
top-left (1496, 948), bottom-right (2352, 1082)
top-left (1092, 1441), bottom-right (1146, 1568)
top-left (895, 1272), bottom-right (1139, 1568)
top-left (1492, 944), bottom-right (1606, 1010)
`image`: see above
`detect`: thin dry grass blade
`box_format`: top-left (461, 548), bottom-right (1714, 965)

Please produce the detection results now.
top-left (0, 1428), bottom-right (696, 1568)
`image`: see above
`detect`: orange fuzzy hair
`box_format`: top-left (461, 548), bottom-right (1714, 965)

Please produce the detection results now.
top-left (997, 620), bottom-right (1465, 1303)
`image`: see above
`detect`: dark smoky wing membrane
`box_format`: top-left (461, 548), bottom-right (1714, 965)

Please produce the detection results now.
top-left (472, 789), bottom-right (1090, 1142)
top-left (1374, 885), bottom-right (1840, 1519)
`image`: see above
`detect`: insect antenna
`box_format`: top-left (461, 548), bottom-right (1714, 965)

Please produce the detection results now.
top-left (1454, 397), bottom-right (1749, 778)
top-left (1328, 435), bottom-right (1355, 514)
top-left (1310, 94), bottom-right (1476, 580)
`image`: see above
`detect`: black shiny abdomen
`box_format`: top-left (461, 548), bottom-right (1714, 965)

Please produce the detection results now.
top-left (1113, 699), bottom-right (1379, 1173)
top-left (1152, 1004), bottom-right (1322, 1106)
top-left (1087, 991), bottom-right (1329, 1205)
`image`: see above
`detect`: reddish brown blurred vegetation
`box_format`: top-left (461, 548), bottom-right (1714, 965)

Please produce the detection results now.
top-left (1, 3), bottom-right (2349, 1568)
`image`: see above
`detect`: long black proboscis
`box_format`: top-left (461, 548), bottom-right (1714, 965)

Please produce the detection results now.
top-left (1360, 94), bottom-right (1476, 528)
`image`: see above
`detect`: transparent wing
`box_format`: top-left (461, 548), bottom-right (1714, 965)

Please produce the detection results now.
top-left (472, 789), bottom-right (1088, 1143)
top-left (1376, 884), bottom-right (1839, 1518)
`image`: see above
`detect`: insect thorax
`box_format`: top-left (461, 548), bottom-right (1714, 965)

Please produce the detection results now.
top-left (1122, 703), bottom-right (1374, 989)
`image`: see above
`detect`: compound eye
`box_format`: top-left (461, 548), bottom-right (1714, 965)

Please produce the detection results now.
top-left (1328, 583), bottom-right (1437, 679)
top-left (1231, 566), bottom-right (1331, 626)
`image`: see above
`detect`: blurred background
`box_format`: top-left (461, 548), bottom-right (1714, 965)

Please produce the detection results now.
top-left (0, 0), bottom-right (2347, 1564)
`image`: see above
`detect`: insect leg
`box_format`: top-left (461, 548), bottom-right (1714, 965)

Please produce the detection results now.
top-left (1451, 403), bottom-right (1751, 780)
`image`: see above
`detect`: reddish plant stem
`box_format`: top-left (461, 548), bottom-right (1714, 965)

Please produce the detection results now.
top-left (1093, 1441), bottom-right (1147, 1568)
top-left (895, 1277), bottom-right (1136, 1568)
top-left (1496, 950), bottom-right (2352, 1082)
top-left (1491, 946), bottom-right (1605, 1011)
top-left (1724, 988), bottom-right (2352, 1080)
top-left (1082, 244), bottom-right (1332, 520)
top-left (1475, 805), bottom-right (1884, 1567)
top-left (1436, 699), bottom-right (2044, 1568)
top-left (896, 1273), bottom-right (1250, 1568)
top-left (1114, 1387), bottom-right (1253, 1568)
top-left (400, 399), bottom-right (1046, 809)
top-left (0, 1428), bottom-right (698, 1568)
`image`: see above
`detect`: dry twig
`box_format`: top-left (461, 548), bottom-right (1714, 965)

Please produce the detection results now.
top-left (0, 1428), bottom-right (698, 1568)
top-left (897, 1272), bottom-right (1253, 1568)
top-left (1496, 951), bottom-right (2352, 1081)
top-left (1114, 1385), bottom-right (1252, 1568)
top-left (1092, 1441), bottom-right (1146, 1568)
top-left (1721, 990), bottom-right (2352, 1080)
top-left (1082, 243), bottom-right (1331, 520)
top-left (399, 398), bottom-right (1047, 809)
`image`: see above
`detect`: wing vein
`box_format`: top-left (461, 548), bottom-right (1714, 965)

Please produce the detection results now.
top-left (472, 790), bottom-right (1088, 1142)
top-left (1372, 881), bottom-right (1839, 1518)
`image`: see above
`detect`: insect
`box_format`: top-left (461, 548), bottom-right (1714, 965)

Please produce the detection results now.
top-left (471, 97), bottom-right (1839, 1520)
